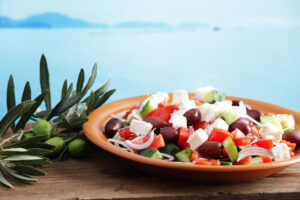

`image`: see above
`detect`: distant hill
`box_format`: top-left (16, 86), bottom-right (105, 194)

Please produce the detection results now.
top-left (0, 12), bottom-right (210, 30)
top-left (0, 13), bottom-right (108, 28)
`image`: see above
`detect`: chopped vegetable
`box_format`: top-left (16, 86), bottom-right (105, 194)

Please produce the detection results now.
top-left (223, 136), bottom-right (239, 162)
top-left (175, 147), bottom-right (193, 163)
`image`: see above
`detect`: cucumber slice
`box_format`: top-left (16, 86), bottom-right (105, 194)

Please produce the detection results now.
top-left (223, 137), bottom-right (239, 162)
top-left (140, 99), bottom-right (157, 117)
top-left (139, 148), bottom-right (163, 159)
top-left (160, 143), bottom-right (180, 156)
top-left (175, 147), bottom-right (193, 163)
top-left (202, 90), bottom-right (226, 103)
top-left (277, 114), bottom-right (295, 130)
top-left (284, 128), bottom-right (293, 133)
top-left (260, 114), bottom-right (282, 130)
top-left (249, 157), bottom-right (263, 165)
top-left (220, 161), bottom-right (233, 165)
top-left (220, 110), bottom-right (240, 125)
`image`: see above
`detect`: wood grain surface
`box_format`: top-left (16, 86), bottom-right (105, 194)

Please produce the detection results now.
top-left (1, 145), bottom-right (300, 200)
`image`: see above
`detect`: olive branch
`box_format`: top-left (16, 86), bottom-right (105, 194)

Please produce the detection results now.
top-left (0, 54), bottom-right (115, 188)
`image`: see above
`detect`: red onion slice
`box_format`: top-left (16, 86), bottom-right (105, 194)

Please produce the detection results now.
top-left (108, 139), bottom-right (134, 153)
top-left (161, 153), bottom-right (175, 161)
top-left (237, 146), bottom-right (273, 162)
top-left (125, 130), bottom-right (155, 150)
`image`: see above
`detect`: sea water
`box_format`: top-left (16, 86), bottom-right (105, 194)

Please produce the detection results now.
top-left (0, 27), bottom-right (299, 116)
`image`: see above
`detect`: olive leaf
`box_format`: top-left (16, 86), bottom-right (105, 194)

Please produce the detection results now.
top-left (15, 91), bottom-right (48, 131)
top-left (0, 101), bottom-right (35, 138)
top-left (76, 69), bottom-right (85, 94)
top-left (21, 81), bottom-right (31, 102)
top-left (12, 166), bottom-right (46, 176)
top-left (59, 63), bottom-right (97, 113)
top-left (0, 170), bottom-right (13, 188)
top-left (61, 80), bottom-right (68, 99)
top-left (40, 54), bottom-right (51, 110)
top-left (6, 75), bottom-right (16, 112)
top-left (47, 83), bottom-right (73, 120)
top-left (90, 89), bottom-right (116, 112)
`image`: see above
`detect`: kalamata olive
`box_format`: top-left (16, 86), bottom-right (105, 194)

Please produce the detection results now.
top-left (235, 117), bottom-right (253, 126)
top-left (231, 100), bottom-right (251, 110)
top-left (247, 109), bottom-right (263, 122)
top-left (160, 127), bottom-right (178, 143)
top-left (184, 108), bottom-right (201, 126)
top-left (104, 118), bottom-right (123, 138)
top-left (282, 131), bottom-right (300, 145)
top-left (197, 141), bottom-right (223, 159)
top-left (143, 117), bottom-right (169, 132)
top-left (229, 120), bottom-right (251, 135)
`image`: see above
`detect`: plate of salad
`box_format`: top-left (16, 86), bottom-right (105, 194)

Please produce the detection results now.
top-left (83, 86), bottom-right (300, 182)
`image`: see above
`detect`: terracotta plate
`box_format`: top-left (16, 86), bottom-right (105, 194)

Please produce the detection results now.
top-left (83, 94), bottom-right (300, 182)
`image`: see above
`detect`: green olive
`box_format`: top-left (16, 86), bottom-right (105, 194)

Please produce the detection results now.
top-left (33, 119), bottom-right (53, 138)
top-left (45, 137), bottom-right (65, 156)
top-left (68, 139), bottom-right (86, 158)
top-left (22, 132), bottom-right (35, 139)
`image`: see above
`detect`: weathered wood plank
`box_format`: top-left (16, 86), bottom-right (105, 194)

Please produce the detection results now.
top-left (0, 145), bottom-right (299, 200)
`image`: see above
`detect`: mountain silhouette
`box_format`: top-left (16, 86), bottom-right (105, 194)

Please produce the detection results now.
top-left (0, 12), bottom-right (210, 30)
top-left (0, 13), bottom-right (108, 28)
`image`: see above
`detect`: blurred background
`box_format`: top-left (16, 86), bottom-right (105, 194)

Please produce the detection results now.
top-left (0, 0), bottom-right (299, 116)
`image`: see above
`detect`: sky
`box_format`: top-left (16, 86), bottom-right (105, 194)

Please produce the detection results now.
top-left (1, 0), bottom-right (300, 25)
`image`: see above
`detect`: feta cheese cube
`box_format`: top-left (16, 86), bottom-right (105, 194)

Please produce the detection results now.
top-left (195, 86), bottom-right (215, 101)
top-left (154, 92), bottom-right (169, 106)
top-left (271, 143), bottom-right (290, 161)
top-left (129, 119), bottom-right (153, 136)
top-left (199, 103), bottom-right (219, 122)
top-left (172, 90), bottom-right (189, 105)
top-left (171, 90), bottom-right (196, 111)
top-left (179, 99), bottom-right (196, 111)
top-left (205, 118), bottom-right (229, 135)
top-left (126, 109), bottom-right (142, 123)
top-left (169, 110), bottom-right (187, 129)
top-left (187, 129), bottom-right (208, 150)
top-left (259, 123), bottom-right (283, 143)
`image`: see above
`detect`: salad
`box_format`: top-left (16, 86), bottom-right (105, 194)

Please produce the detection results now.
top-left (104, 87), bottom-right (299, 166)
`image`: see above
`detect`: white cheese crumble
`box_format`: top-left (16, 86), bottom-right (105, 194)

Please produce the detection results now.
top-left (129, 119), bottom-right (153, 136)
top-left (172, 90), bottom-right (196, 111)
top-left (205, 118), bottom-right (229, 135)
top-left (126, 109), bottom-right (142, 123)
top-left (271, 143), bottom-right (290, 161)
top-left (169, 110), bottom-right (187, 129)
top-left (187, 129), bottom-right (208, 150)
top-left (259, 123), bottom-right (283, 143)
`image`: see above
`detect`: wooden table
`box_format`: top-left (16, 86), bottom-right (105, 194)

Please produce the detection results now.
top-left (1, 145), bottom-right (300, 200)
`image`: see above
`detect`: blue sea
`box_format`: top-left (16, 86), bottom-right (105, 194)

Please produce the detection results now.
top-left (0, 27), bottom-right (299, 116)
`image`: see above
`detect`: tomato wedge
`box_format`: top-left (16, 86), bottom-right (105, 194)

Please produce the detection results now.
top-left (190, 151), bottom-right (199, 162)
top-left (233, 137), bottom-right (251, 146)
top-left (149, 134), bottom-right (165, 149)
top-left (119, 128), bottom-right (136, 140)
top-left (252, 139), bottom-right (274, 150)
top-left (178, 128), bottom-right (192, 149)
top-left (235, 155), bottom-right (251, 165)
top-left (146, 105), bottom-right (179, 122)
top-left (262, 155), bottom-right (273, 163)
top-left (208, 128), bottom-right (232, 143)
